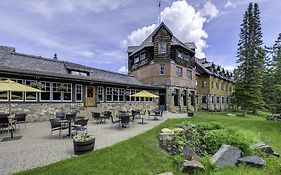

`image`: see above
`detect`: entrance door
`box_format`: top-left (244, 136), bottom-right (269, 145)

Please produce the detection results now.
top-left (85, 86), bottom-right (96, 107)
top-left (158, 89), bottom-right (166, 111)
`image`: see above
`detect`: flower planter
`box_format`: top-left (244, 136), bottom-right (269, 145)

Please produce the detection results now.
top-left (73, 138), bottom-right (95, 155)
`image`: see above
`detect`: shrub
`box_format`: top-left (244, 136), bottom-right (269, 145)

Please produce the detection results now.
top-left (203, 128), bottom-right (254, 155)
top-left (196, 122), bottom-right (224, 135)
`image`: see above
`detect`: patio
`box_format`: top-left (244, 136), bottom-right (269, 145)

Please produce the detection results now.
top-left (0, 112), bottom-right (188, 175)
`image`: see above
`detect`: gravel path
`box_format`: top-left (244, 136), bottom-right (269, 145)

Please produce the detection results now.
top-left (0, 112), bottom-right (188, 175)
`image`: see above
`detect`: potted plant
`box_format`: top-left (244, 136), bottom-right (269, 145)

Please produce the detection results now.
top-left (73, 132), bottom-right (95, 155)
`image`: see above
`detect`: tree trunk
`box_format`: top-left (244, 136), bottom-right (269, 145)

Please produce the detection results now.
top-left (253, 106), bottom-right (258, 115)
top-left (243, 105), bottom-right (248, 117)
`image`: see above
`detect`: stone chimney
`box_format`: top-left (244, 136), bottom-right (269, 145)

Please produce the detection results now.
top-left (53, 53), bottom-right (58, 60)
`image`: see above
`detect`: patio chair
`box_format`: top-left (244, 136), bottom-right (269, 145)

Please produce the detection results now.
top-left (147, 110), bottom-right (155, 120)
top-left (120, 115), bottom-right (130, 129)
top-left (14, 113), bottom-right (27, 128)
top-left (110, 115), bottom-right (120, 127)
top-left (91, 112), bottom-right (102, 124)
top-left (0, 115), bottom-right (9, 133)
top-left (49, 118), bottom-right (68, 137)
top-left (72, 118), bottom-right (89, 134)
top-left (155, 110), bottom-right (164, 120)
top-left (55, 112), bottom-right (65, 120)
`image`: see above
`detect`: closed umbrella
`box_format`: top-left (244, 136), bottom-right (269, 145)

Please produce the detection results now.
top-left (131, 90), bottom-right (159, 124)
top-left (0, 79), bottom-right (42, 141)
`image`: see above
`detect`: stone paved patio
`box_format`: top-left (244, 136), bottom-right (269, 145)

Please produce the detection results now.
top-left (0, 112), bottom-right (188, 175)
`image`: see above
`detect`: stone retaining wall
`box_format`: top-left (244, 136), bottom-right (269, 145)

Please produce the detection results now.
top-left (0, 103), bottom-right (83, 122)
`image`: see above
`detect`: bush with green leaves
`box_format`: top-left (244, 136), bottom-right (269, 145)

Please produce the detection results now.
top-left (203, 128), bottom-right (254, 155)
top-left (196, 122), bottom-right (224, 135)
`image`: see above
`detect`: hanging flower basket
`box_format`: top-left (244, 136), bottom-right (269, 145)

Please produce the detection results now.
top-left (58, 84), bottom-right (68, 92)
top-left (30, 82), bottom-right (44, 90)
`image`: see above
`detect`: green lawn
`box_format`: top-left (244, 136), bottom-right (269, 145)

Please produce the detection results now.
top-left (16, 112), bottom-right (281, 175)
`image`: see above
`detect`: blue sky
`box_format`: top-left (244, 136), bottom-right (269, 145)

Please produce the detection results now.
top-left (0, 0), bottom-right (280, 73)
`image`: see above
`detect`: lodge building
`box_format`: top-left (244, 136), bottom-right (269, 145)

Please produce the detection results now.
top-left (0, 22), bottom-right (233, 121)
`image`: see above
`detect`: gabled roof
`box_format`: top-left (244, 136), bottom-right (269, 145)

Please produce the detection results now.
top-left (127, 22), bottom-right (196, 56)
top-left (0, 46), bottom-right (158, 89)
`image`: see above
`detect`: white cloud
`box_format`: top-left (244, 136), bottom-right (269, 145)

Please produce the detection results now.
top-left (122, 1), bottom-right (209, 58)
top-left (118, 66), bottom-right (128, 74)
top-left (201, 1), bottom-right (220, 20)
top-left (224, 1), bottom-right (235, 8)
top-left (76, 50), bottom-right (95, 58)
top-left (223, 65), bottom-right (235, 72)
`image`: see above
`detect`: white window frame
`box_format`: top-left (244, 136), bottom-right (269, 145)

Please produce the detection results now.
top-left (119, 88), bottom-right (125, 102)
top-left (52, 82), bottom-right (62, 102)
top-left (160, 64), bottom-right (165, 75)
top-left (40, 81), bottom-right (52, 102)
top-left (25, 80), bottom-right (38, 101)
top-left (97, 86), bottom-right (104, 102)
top-left (62, 83), bottom-right (72, 102)
top-left (106, 87), bottom-right (113, 102)
top-left (158, 42), bottom-right (166, 54)
top-left (176, 66), bottom-right (182, 77)
top-left (75, 84), bottom-right (83, 102)
top-left (11, 79), bottom-right (24, 102)
top-left (186, 69), bottom-right (192, 80)
top-left (134, 54), bottom-right (140, 64)
top-left (140, 51), bottom-right (146, 61)
top-left (202, 81), bottom-right (207, 88)
top-left (177, 49), bottom-right (183, 58)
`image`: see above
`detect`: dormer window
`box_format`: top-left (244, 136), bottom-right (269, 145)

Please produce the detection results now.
top-left (134, 55), bottom-right (140, 63)
top-left (178, 49), bottom-right (183, 58)
top-left (71, 70), bottom-right (88, 76)
top-left (140, 51), bottom-right (146, 61)
top-left (158, 42), bottom-right (166, 54)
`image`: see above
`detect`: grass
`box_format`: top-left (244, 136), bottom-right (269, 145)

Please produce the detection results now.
top-left (16, 112), bottom-right (281, 175)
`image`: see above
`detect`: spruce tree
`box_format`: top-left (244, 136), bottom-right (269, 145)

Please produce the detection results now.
top-left (233, 3), bottom-right (265, 116)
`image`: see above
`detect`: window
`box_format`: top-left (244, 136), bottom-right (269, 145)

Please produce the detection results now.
top-left (216, 83), bottom-right (219, 90)
top-left (227, 97), bottom-right (229, 103)
top-left (177, 49), bottom-right (183, 58)
top-left (106, 87), bottom-right (113, 102)
top-left (130, 89), bottom-right (136, 102)
top-left (140, 51), bottom-right (146, 61)
top-left (119, 88), bottom-right (124, 101)
top-left (211, 82), bottom-right (214, 89)
top-left (76, 84), bottom-right (83, 102)
top-left (52, 82), bottom-right (62, 101)
top-left (202, 81), bottom-right (206, 88)
top-left (211, 96), bottom-right (214, 103)
top-left (221, 84), bottom-right (224, 90)
top-left (182, 90), bottom-right (187, 106)
top-left (71, 70), bottom-right (88, 76)
top-left (229, 86), bottom-right (232, 92)
top-left (25, 80), bottom-right (37, 101)
top-left (125, 90), bottom-right (130, 102)
top-left (222, 97), bottom-right (225, 103)
top-left (0, 92), bottom-right (8, 101)
top-left (63, 83), bottom-right (72, 101)
top-left (158, 42), bottom-right (166, 54)
top-left (176, 66), bottom-right (182, 77)
top-left (113, 88), bottom-right (119, 101)
top-left (202, 96), bottom-right (207, 104)
top-left (187, 70), bottom-right (192, 80)
top-left (97, 86), bottom-right (104, 102)
top-left (217, 96), bottom-right (220, 103)
top-left (40, 81), bottom-right (51, 101)
top-left (135, 90), bottom-right (140, 101)
top-left (174, 89), bottom-right (179, 106)
top-left (11, 79), bottom-right (23, 101)
top-left (160, 65), bottom-right (165, 75)
top-left (134, 55), bottom-right (140, 63)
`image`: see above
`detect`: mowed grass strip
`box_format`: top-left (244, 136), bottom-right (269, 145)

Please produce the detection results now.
top-left (16, 112), bottom-right (281, 175)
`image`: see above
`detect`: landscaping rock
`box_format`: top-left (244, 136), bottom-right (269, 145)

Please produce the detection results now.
top-left (251, 142), bottom-right (274, 154)
top-left (273, 152), bottom-right (280, 157)
top-left (238, 156), bottom-right (266, 168)
top-left (161, 128), bottom-right (174, 134)
top-left (179, 160), bottom-right (205, 173)
top-left (159, 133), bottom-right (174, 142)
top-left (226, 113), bottom-right (236, 117)
top-left (183, 146), bottom-right (200, 161)
top-left (157, 172), bottom-right (174, 175)
top-left (211, 144), bottom-right (241, 168)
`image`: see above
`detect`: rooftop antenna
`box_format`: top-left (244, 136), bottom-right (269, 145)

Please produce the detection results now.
top-left (158, 0), bottom-right (161, 24)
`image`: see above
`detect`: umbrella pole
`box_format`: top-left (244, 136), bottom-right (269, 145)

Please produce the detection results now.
top-left (8, 91), bottom-right (13, 138)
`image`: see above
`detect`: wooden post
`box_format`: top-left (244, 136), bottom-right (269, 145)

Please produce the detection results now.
top-left (8, 91), bottom-right (13, 138)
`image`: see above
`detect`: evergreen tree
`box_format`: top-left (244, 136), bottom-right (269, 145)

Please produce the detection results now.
top-left (233, 3), bottom-right (265, 116)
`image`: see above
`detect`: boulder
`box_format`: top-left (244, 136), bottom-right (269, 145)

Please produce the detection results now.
top-left (238, 156), bottom-right (266, 168)
top-left (161, 128), bottom-right (174, 134)
top-left (183, 146), bottom-right (201, 161)
top-left (226, 113), bottom-right (236, 117)
top-left (211, 144), bottom-right (241, 168)
top-left (251, 142), bottom-right (274, 154)
top-left (179, 160), bottom-right (205, 173)
top-left (159, 133), bottom-right (174, 142)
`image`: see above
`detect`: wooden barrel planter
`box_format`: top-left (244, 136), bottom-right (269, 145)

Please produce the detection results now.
top-left (73, 138), bottom-right (95, 155)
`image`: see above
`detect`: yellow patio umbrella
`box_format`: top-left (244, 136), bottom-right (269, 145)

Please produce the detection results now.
top-left (0, 79), bottom-right (42, 140)
top-left (131, 90), bottom-right (159, 124)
